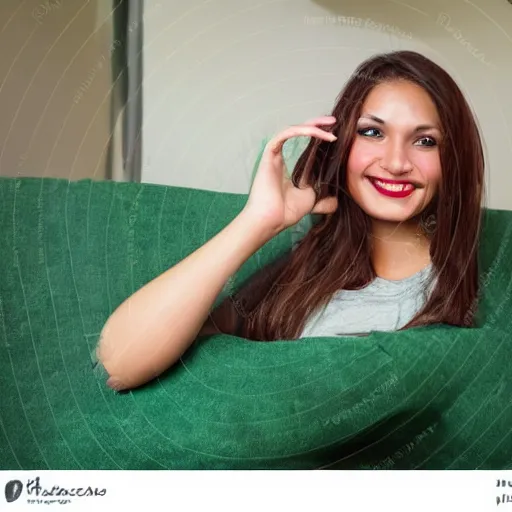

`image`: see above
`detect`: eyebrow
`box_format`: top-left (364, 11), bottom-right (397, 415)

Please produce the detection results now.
top-left (359, 114), bottom-right (440, 132)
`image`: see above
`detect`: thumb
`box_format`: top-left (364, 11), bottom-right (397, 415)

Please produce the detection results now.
top-left (311, 195), bottom-right (338, 214)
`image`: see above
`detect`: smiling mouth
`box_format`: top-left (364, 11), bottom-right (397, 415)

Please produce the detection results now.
top-left (367, 177), bottom-right (419, 198)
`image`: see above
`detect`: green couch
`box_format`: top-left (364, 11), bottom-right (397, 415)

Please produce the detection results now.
top-left (1, 176), bottom-right (511, 470)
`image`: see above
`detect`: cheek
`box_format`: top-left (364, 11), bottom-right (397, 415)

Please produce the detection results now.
top-left (412, 153), bottom-right (442, 186)
top-left (347, 138), bottom-right (379, 201)
top-left (347, 140), bottom-right (374, 175)
top-left (346, 141), bottom-right (374, 191)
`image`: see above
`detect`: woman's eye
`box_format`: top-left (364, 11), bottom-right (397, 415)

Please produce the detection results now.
top-left (357, 127), bottom-right (382, 138)
top-left (415, 136), bottom-right (437, 147)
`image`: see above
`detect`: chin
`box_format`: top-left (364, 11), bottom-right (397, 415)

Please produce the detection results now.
top-left (360, 206), bottom-right (419, 224)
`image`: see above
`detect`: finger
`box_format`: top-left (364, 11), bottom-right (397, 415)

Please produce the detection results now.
top-left (267, 125), bottom-right (337, 155)
top-left (311, 195), bottom-right (338, 215)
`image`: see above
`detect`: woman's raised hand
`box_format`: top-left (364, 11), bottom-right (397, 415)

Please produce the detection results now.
top-left (242, 116), bottom-right (339, 235)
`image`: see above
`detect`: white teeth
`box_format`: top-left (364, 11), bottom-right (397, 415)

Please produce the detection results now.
top-left (373, 179), bottom-right (413, 192)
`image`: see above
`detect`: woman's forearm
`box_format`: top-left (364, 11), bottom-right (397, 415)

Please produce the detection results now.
top-left (96, 209), bottom-right (276, 390)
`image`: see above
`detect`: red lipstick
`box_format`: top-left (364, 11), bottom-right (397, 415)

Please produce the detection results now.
top-left (368, 177), bottom-right (416, 198)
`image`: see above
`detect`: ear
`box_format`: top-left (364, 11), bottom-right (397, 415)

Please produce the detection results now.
top-left (311, 195), bottom-right (338, 214)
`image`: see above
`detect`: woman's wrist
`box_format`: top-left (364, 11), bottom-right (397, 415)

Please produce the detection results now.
top-left (237, 206), bottom-right (283, 243)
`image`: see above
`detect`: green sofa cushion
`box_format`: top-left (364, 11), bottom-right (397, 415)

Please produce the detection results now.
top-left (1, 176), bottom-right (511, 470)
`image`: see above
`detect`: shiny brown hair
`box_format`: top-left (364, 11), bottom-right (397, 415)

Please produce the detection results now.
top-left (211, 50), bottom-right (485, 341)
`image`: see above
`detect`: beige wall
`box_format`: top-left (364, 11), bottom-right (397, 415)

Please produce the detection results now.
top-left (0, 0), bottom-right (116, 181)
top-left (142, 0), bottom-right (512, 210)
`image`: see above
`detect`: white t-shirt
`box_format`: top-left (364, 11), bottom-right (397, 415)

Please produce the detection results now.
top-left (299, 263), bottom-right (436, 338)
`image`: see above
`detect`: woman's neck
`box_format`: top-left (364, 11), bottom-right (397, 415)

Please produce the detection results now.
top-left (370, 218), bottom-right (431, 281)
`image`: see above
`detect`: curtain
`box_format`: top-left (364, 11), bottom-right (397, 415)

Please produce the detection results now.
top-left (107, 0), bottom-right (143, 182)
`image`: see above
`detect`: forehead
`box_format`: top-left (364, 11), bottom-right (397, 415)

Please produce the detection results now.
top-left (361, 80), bottom-right (440, 122)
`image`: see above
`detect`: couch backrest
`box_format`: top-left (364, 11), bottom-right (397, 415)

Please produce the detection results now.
top-left (0, 177), bottom-right (511, 329)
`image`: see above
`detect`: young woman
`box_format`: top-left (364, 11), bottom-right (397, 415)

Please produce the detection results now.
top-left (96, 50), bottom-right (484, 391)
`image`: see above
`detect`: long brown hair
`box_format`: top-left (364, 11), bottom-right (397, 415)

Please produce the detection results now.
top-left (220, 50), bottom-right (485, 341)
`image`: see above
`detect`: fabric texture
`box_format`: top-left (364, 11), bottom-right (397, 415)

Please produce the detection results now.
top-left (300, 263), bottom-right (436, 338)
top-left (1, 176), bottom-right (511, 470)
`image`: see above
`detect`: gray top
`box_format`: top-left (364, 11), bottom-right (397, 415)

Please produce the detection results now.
top-left (298, 263), bottom-right (436, 338)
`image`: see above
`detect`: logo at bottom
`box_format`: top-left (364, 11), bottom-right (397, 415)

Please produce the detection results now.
top-left (5, 480), bottom-right (23, 503)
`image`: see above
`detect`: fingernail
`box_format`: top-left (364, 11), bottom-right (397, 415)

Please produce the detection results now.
top-left (107, 377), bottom-right (123, 391)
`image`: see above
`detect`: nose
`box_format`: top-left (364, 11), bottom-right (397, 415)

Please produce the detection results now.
top-left (379, 139), bottom-right (413, 175)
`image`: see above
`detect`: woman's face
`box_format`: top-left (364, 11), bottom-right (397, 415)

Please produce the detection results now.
top-left (346, 79), bottom-right (442, 223)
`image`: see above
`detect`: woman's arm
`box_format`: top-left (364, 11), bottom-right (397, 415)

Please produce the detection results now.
top-left (198, 248), bottom-right (293, 338)
top-left (97, 117), bottom-right (337, 390)
top-left (96, 209), bottom-right (277, 391)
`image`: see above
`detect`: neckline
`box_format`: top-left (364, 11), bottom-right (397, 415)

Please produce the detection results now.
top-left (373, 262), bottom-right (433, 285)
